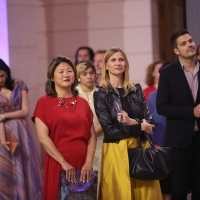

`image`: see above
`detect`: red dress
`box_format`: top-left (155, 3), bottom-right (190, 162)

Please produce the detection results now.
top-left (32, 95), bottom-right (93, 200)
top-left (143, 85), bottom-right (156, 101)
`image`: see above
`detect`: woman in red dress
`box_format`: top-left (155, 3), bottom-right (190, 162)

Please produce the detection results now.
top-left (143, 61), bottom-right (163, 101)
top-left (32, 56), bottom-right (96, 200)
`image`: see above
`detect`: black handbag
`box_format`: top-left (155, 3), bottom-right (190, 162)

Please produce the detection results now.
top-left (59, 170), bottom-right (98, 200)
top-left (128, 133), bottom-right (170, 180)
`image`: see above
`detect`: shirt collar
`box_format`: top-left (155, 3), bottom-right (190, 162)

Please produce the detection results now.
top-left (179, 59), bottom-right (199, 71)
top-left (76, 84), bottom-right (97, 94)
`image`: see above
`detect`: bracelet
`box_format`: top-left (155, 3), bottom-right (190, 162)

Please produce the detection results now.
top-left (1, 114), bottom-right (5, 121)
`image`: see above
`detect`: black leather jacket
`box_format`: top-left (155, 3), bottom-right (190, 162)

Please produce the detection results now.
top-left (94, 83), bottom-right (153, 143)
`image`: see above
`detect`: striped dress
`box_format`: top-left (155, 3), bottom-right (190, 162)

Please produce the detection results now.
top-left (0, 80), bottom-right (42, 200)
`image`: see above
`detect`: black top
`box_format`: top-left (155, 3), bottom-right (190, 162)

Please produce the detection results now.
top-left (116, 88), bottom-right (134, 119)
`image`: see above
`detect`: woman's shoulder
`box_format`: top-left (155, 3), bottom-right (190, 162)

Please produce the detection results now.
top-left (93, 86), bottom-right (107, 99)
top-left (37, 95), bottom-right (55, 104)
top-left (132, 83), bottom-right (142, 91)
top-left (130, 83), bottom-right (145, 98)
top-left (76, 95), bottom-right (88, 104)
top-left (11, 79), bottom-right (29, 92)
top-left (94, 86), bottom-right (106, 93)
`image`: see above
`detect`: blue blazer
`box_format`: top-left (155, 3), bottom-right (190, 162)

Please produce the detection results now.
top-left (156, 59), bottom-right (200, 149)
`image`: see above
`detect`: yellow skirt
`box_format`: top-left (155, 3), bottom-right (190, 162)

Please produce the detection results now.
top-left (98, 137), bottom-right (162, 200)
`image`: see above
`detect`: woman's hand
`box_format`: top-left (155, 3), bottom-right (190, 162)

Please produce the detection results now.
top-left (117, 110), bottom-right (138, 126)
top-left (0, 114), bottom-right (5, 122)
top-left (141, 119), bottom-right (155, 135)
top-left (0, 122), bottom-right (10, 151)
top-left (61, 160), bottom-right (75, 182)
top-left (0, 139), bottom-right (10, 152)
top-left (80, 161), bottom-right (93, 183)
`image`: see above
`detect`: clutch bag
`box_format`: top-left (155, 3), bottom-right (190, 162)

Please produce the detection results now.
top-left (6, 130), bottom-right (19, 155)
top-left (59, 170), bottom-right (98, 200)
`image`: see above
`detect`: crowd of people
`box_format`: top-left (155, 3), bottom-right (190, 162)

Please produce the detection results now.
top-left (0, 29), bottom-right (200, 200)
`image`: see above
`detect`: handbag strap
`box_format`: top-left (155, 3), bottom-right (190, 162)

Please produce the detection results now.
top-left (143, 133), bottom-right (155, 147)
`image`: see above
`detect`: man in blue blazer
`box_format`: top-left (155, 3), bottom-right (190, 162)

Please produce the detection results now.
top-left (157, 29), bottom-right (200, 200)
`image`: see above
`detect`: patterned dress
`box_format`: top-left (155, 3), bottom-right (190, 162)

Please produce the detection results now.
top-left (0, 80), bottom-right (43, 200)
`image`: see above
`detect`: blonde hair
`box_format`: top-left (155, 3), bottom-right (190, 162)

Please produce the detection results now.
top-left (76, 60), bottom-right (96, 78)
top-left (101, 47), bottom-right (135, 96)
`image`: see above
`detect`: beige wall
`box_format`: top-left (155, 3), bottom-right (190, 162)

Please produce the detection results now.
top-left (7, 0), bottom-right (160, 162)
top-left (35, 0), bottom-right (159, 88)
top-left (7, 0), bottom-right (44, 161)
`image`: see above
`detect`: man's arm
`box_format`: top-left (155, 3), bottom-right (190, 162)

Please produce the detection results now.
top-left (156, 68), bottom-right (194, 119)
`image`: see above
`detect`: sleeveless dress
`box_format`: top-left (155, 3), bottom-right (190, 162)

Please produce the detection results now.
top-left (32, 95), bottom-right (93, 200)
top-left (0, 80), bottom-right (43, 200)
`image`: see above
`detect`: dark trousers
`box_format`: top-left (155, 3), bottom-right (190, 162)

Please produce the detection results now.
top-left (169, 132), bottom-right (200, 200)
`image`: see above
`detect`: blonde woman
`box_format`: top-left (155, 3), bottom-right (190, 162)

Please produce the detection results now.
top-left (94, 47), bottom-right (162, 200)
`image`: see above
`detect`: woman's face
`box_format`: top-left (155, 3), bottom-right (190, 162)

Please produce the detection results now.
top-left (52, 62), bottom-right (75, 89)
top-left (106, 52), bottom-right (126, 78)
top-left (79, 67), bottom-right (96, 87)
top-left (0, 70), bottom-right (7, 87)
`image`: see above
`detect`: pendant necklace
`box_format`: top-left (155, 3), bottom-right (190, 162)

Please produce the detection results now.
top-left (58, 96), bottom-right (77, 109)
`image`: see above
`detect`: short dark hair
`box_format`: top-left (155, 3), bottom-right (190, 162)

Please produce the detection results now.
top-left (45, 56), bottom-right (78, 97)
top-left (170, 29), bottom-right (189, 49)
top-left (0, 59), bottom-right (15, 90)
top-left (74, 46), bottom-right (94, 65)
top-left (95, 49), bottom-right (106, 55)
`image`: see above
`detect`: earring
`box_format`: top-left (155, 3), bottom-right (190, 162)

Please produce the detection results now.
top-left (78, 78), bottom-right (80, 82)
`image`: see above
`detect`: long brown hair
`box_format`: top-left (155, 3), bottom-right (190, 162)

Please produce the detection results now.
top-left (145, 61), bottom-right (163, 86)
top-left (0, 59), bottom-right (15, 91)
top-left (101, 47), bottom-right (135, 96)
top-left (45, 56), bottom-right (78, 97)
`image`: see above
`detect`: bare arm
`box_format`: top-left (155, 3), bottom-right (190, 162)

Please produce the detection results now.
top-left (0, 122), bottom-right (10, 151)
top-left (81, 123), bottom-right (97, 182)
top-left (35, 117), bottom-right (75, 182)
top-left (94, 123), bottom-right (103, 136)
top-left (0, 90), bottom-right (29, 122)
